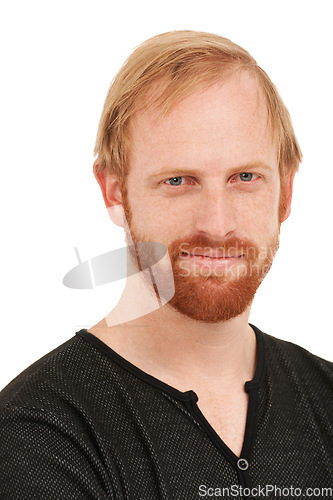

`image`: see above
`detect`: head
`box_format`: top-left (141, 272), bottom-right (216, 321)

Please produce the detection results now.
top-left (93, 30), bottom-right (302, 323)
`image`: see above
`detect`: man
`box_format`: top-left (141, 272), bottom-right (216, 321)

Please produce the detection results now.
top-left (0, 30), bottom-right (332, 499)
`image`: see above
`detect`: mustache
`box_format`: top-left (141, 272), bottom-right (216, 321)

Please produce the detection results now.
top-left (168, 236), bottom-right (260, 261)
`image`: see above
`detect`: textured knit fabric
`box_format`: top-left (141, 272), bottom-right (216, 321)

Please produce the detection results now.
top-left (0, 324), bottom-right (332, 499)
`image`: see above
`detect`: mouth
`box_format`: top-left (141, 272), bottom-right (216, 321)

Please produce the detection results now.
top-left (181, 252), bottom-right (244, 259)
top-left (178, 252), bottom-right (245, 271)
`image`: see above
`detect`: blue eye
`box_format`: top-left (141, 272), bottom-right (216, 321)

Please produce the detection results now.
top-left (166, 177), bottom-right (184, 186)
top-left (239, 172), bottom-right (254, 181)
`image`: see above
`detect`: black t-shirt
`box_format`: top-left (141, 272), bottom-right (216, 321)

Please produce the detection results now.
top-left (0, 324), bottom-right (332, 499)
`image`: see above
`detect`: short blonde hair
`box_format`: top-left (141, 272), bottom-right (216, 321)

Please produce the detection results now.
top-left (94, 30), bottom-right (302, 184)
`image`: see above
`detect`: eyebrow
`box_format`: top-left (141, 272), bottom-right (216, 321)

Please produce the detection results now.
top-left (147, 161), bottom-right (273, 180)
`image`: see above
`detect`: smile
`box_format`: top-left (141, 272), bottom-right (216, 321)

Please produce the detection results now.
top-left (179, 252), bottom-right (245, 269)
top-left (181, 252), bottom-right (244, 259)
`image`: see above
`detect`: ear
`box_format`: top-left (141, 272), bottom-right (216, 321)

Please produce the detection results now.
top-left (93, 158), bottom-right (125, 227)
top-left (280, 169), bottom-right (296, 222)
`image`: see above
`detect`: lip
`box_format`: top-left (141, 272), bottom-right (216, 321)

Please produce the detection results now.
top-left (179, 252), bottom-right (245, 269)
top-left (181, 252), bottom-right (244, 259)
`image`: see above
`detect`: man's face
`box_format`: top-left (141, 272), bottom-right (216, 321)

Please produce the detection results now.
top-left (120, 71), bottom-right (285, 323)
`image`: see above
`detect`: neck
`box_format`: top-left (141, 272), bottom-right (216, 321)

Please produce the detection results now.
top-left (89, 274), bottom-right (257, 392)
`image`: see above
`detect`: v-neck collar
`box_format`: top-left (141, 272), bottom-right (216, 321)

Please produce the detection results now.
top-left (75, 322), bottom-right (266, 402)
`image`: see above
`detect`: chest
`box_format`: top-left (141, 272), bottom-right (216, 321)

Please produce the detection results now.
top-left (195, 390), bottom-right (249, 458)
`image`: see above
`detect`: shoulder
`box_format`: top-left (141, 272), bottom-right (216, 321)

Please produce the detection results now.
top-left (262, 329), bottom-right (333, 369)
top-left (1, 335), bottom-right (84, 409)
top-left (0, 335), bottom-right (115, 498)
top-left (0, 332), bottom-right (118, 417)
top-left (255, 325), bottom-right (333, 396)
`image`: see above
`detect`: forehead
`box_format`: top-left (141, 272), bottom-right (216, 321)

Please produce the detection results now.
top-left (129, 71), bottom-right (277, 169)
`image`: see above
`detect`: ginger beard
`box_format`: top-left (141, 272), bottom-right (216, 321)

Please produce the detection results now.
top-left (120, 180), bottom-right (286, 323)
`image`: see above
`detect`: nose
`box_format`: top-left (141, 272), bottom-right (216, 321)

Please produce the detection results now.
top-left (192, 187), bottom-right (237, 240)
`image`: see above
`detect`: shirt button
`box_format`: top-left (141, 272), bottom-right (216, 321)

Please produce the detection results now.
top-left (237, 458), bottom-right (249, 470)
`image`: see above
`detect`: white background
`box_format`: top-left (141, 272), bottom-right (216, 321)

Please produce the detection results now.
top-left (1, 0), bottom-right (332, 390)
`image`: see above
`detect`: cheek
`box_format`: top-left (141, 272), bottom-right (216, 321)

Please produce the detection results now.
top-left (124, 182), bottom-right (171, 237)
top-left (234, 185), bottom-right (280, 236)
